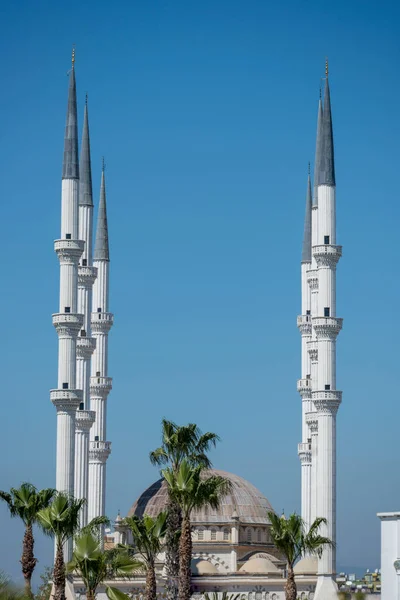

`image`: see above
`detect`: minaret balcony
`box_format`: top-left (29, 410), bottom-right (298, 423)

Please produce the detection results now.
top-left (54, 239), bottom-right (84, 263)
top-left (297, 442), bottom-right (311, 464)
top-left (306, 269), bottom-right (318, 290)
top-left (91, 312), bottom-right (114, 333)
top-left (52, 313), bottom-right (84, 337)
top-left (312, 244), bottom-right (342, 268)
top-left (50, 388), bottom-right (82, 410)
top-left (297, 315), bottom-right (312, 335)
top-left (312, 390), bottom-right (342, 415)
top-left (75, 409), bottom-right (96, 432)
top-left (78, 265), bottom-right (97, 287)
top-left (77, 336), bottom-right (96, 359)
top-left (89, 440), bottom-right (112, 462)
top-left (90, 376), bottom-right (112, 396)
top-left (297, 378), bottom-right (312, 395)
top-left (312, 316), bottom-right (343, 340)
top-left (306, 340), bottom-right (318, 362)
top-left (305, 412), bottom-right (318, 434)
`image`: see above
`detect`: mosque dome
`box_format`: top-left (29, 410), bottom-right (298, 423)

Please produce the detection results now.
top-left (293, 556), bottom-right (318, 575)
top-left (191, 559), bottom-right (219, 575)
top-left (128, 470), bottom-right (274, 525)
top-left (239, 557), bottom-right (281, 574)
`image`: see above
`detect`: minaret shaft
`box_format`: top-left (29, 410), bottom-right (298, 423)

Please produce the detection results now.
top-left (75, 102), bottom-right (96, 527)
top-left (88, 169), bottom-right (112, 538)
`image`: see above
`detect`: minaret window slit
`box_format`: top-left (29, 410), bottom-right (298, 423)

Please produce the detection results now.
top-left (324, 235), bottom-right (330, 244)
top-left (66, 233), bottom-right (71, 240)
top-left (324, 307), bottom-right (330, 317)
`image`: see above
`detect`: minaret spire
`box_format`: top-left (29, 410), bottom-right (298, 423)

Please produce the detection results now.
top-left (93, 163), bottom-right (110, 261)
top-left (319, 66), bottom-right (335, 186)
top-left (79, 98), bottom-right (93, 207)
top-left (62, 49), bottom-right (79, 180)
top-left (313, 92), bottom-right (323, 204)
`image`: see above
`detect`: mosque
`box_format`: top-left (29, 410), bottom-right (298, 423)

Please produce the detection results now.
top-left (52, 51), bottom-right (342, 600)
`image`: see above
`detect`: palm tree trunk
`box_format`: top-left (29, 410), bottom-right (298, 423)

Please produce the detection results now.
top-left (21, 524), bottom-right (37, 598)
top-left (284, 563), bottom-right (297, 600)
top-left (87, 591), bottom-right (96, 600)
top-left (165, 495), bottom-right (182, 600)
top-left (178, 514), bottom-right (192, 600)
top-left (145, 559), bottom-right (157, 600)
top-left (53, 539), bottom-right (66, 600)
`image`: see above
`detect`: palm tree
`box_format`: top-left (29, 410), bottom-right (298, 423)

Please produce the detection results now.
top-left (267, 512), bottom-right (333, 600)
top-left (150, 419), bottom-right (219, 600)
top-left (163, 460), bottom-right (231, 600)
top-left (37, 493), bottom-right (89, 600)
top-left (67, 530), bottom-right (142, 600)
top-left (0, 483), bottom-right (55, 597)
top-left (124, 512), bottom-right (167, 600)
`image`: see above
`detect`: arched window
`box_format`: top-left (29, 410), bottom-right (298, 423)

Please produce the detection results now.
top-left (198, 529), bottom-right (204, 540)
top-left (257, 528), bottom-right (261, 542)
top-left (211, 528), bottom-right (217, 541)
top-left (247, 527), bottom-right (252, 542)
top-left (223, 528), bottom-right (229, 541)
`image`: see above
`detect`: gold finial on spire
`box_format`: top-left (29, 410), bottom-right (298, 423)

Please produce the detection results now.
top-left (71, 45), bottom-right (76, 68)
top-left (325, 57), bottom-right (329, 77)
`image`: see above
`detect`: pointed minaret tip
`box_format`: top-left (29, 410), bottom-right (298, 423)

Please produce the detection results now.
top-left (79, 97), bottom-right (93, 206)
top-left (313, 93), bottom-right (323, 204)
top-left (301, 166), bottom-right (312, 263)
top-left (325, 57), bottom-right (329, 77)
top-left (62, 49), bottom-right (79, 180)
top-left (94, 161), bottom-right (110, 261)
top-left (319, 61), bottom-right (336, 186)
top-left (72, 45), bottom-right (76, 69)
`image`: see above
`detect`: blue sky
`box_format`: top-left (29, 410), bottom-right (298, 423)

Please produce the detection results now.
top-left (0, 0), bottom-right (399, 584)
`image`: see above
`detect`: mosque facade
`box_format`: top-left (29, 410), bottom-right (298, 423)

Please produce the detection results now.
top-left (52, 53), bottom-right (341, 600)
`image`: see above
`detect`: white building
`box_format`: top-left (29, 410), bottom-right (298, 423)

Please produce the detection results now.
top-left (378, 512), bottom-right (400, 599)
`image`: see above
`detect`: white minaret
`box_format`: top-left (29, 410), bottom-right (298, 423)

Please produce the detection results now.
top-left (306, 93), bottom-right (324, 526)
top-left (88, 164), bottom-right (113, 535)
top-left (75, 97), bottom-right (96, 526)
top-left (313, 63), bottom-right (343, 600)
top-left (297, 168), bottom-right (312, 530)
top-left (51, 51), bottom-right (84, 560)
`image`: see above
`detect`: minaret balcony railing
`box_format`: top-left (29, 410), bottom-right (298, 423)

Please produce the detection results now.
top-left (78, 265), bottom-right (97, 287)
top-left (312, 316), bottom-right (343, 340)
top-left (297, 442), bottom-right (311, 464)
top-left (306, 269), bottom-right (318, 290)
top-left (91, 312), bottom-right (114, 333)
top-left (297, 378), bottom-right (312, 395)
top-left (50, 388), bottom-right (82, 411)
top-left (312, 244), bottom-right (342, 268)
top-left (75, 409), bottom-right (96, 431)
top-left (297, 315), bottom-right (312, 335)
top-left (89, 440), bottom-right (112, 462)
top-left (305, 411), bottom-right (318, 434)
top-left (312, 390), bottom-right (342, 415)
top-left (307, 340), bottom-right (318, 362)
top-left (77, 337), bottom-right (96, 358)
top-left (54, 239), bottom-right (84, 263)
top-left (52, 313), bottom-right (84, 337)
top-left (90, 376), bottom-right (113, 396)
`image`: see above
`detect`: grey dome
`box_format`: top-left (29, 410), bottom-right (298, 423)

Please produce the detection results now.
top-left (128, 470), bottom-right (274, 525)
